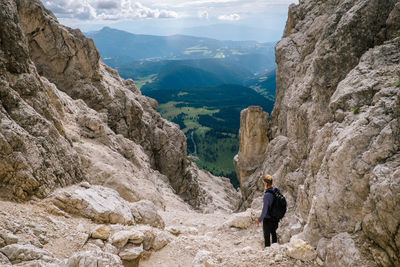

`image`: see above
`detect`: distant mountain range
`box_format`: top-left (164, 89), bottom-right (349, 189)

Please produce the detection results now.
top-left (85, 27), bottom-right (276, 66)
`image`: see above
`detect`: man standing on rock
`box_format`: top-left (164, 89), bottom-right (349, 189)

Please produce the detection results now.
top-left (256, 174), bottom-right (280, 247)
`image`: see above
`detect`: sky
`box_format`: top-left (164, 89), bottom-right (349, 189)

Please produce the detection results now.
top-left (42, 0), bottom-right (299, 42)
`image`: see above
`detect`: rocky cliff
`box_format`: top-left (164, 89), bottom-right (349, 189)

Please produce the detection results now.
top-left (237, 0), bottom-right (400, 266)
top-left (234, 106), bottom-right (269, 200)
top-left (0, 0), bottom-right (239, 209)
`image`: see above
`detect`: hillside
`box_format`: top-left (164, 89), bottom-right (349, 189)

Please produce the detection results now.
top-left (117, 58), bottom-right (254, 88)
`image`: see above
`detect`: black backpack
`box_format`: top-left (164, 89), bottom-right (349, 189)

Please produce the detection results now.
top-left (268, 189), bottom-right (287, 220)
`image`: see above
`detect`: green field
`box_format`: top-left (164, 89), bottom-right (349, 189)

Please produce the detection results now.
top-left (159, 102), bottom-right (239, 186)
top-left (134, 74), bottom-right (157, 89)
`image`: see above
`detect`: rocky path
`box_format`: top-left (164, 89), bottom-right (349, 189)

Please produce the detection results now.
top-left (0, 183), bottom-right (321, 266)
top-left (141, 208), bottom-right (320, 267)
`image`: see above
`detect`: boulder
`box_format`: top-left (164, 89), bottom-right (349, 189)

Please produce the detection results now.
top-left (110, 229), bottom-right (144, 248)
top-left (0, 230), bottom-right (19, 246)
top-left (91, 225), bottom-right (111, 240)
top-left (130, 200), bottom-right (165, 229)
top-left (65, 250), bottom-right (123, 267)
top-left (0, 244), bottom-right (55, 264)
top-left (287, 238), bottom-right (317, 261)
top-left (50, 185), bottom-right (134, 225)
top-left (223, 209), bottom-right (257, 229)
top-left (119, 244), bottom-right (144, 261)
top-left (152, 229), bottom-right (173, 251)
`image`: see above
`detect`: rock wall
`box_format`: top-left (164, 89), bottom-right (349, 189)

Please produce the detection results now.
top-left (238, 0), bottom-right (400, 266)
top-left (234, 106), bottom-right (269, 199)
top-left (0, 0), bottom-right (239, 211)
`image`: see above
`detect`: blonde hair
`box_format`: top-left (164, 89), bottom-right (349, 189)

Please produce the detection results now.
top-left (263, 174), bottom-right (273, 186)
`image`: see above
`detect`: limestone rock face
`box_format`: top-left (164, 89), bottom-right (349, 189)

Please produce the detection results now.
top-left (0, 0), bottom-right (83, 201)
top-left (234, 106), bottom-right (269, 197)
top-left (239, 0), bottom-right (400, 265)
top-left (12, 0), bottom-right (203, 207)
top-left (0, 0), bottom-right (239, 212)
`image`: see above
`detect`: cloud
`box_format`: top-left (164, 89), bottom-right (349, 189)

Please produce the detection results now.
top-left (43, 0), bottom-right (178, 20)
top-left (198, 10), bottom-right (209, 19)
top-left (96, 1), bottom-right (118, 10)
top-left (218, 13), bottom-right (240, 21)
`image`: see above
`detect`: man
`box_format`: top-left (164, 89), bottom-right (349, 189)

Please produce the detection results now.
top-left (256, 174), bottom-right (280, 247)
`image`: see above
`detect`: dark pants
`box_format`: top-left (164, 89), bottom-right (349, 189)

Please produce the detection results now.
top-left (263, 218), bottom-right (278, 247)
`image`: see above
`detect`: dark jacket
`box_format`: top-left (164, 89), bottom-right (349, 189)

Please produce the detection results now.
top-left (258, 187), bottom-right (280, 222)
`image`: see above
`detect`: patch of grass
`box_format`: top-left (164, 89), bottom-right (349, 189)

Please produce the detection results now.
top-left (353, 106), bottom-right (360, 114)
top-left (183, 45), bottom-right (212, 56)
top-left (231, 50), bottom-right (247, 55)
top-left (134, 74), bottom-right (157, 89)
top-left (178, 91), bottom-right (188, 96)
top-left (158, 101), bottom-right (219, 132)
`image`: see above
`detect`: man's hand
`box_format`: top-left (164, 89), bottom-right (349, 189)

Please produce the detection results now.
top-left (256, 220), bottom-right (260, 226)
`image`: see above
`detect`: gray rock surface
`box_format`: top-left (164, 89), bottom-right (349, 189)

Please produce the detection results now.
top-left (130, 200), bottom-right (165, 229)
top-left (110, 229), bottom-right (144, 248)
top-left (0, 252), bottom-right (11, 265)
top-left (324, 233), bottom-right (363, 267)
top-left (0, 244), bottom-right (55, 264)
top-left (0, 0), bottom-right (83, 201)
top-left (237, 0), bottom-right (400, 265)
top-left (118, 244), bottom-right (144, 261)
top-left (222, 209), bottom-right (257, 229)
top-left (65, 250), bottom-right (123, 267)
top-left (49, 185), bottom-right (134, 225)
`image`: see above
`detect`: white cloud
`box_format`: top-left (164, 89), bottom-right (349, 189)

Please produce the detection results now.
top-left (198, 10), bottom-right (209, 19)
top-left (218, 13), bottom-right (240, 21)
top-left (44, 0), bottom-right (298, 23)
top-left (43, 0), bottom-right (178, 20)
